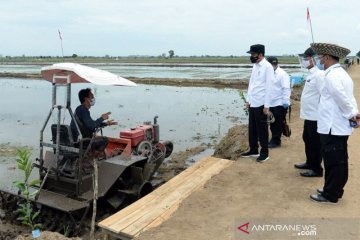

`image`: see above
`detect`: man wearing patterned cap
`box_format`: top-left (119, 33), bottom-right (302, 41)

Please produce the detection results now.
top-left (309, 43), bottom-right (360, 204)
top-left (294, 47), bottom-right (325, 178)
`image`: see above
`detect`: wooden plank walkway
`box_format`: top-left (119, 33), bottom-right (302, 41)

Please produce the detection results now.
top-left (98, 156), bottom-right (233, 239)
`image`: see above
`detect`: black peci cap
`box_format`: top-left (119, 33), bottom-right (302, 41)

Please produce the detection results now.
top-left (247, 44), bottom-right (265, 54)
top-left (267, 56), bottom-right (278, 65)
top-left (299, 47), bottom-right (316, 57)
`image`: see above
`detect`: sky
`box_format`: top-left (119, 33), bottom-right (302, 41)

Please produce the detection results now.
top-left (1, 0), bottom-right (359, 57)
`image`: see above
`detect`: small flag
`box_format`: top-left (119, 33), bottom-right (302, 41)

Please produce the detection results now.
top-left (307, 7), bottom-right (310, 21)
top-left (58, 30), bottom-right (62, 40)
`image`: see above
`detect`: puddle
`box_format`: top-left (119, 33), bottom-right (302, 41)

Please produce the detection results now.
top-left (186, 148), bottom-right (215, 166)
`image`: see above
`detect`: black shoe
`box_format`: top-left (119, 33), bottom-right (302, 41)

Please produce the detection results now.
top-left (268, 143), bottom-right (281, 148)
top-left (300, 170), bottom-right (323, 177)
top-left (316, 188), bottom-right (342, 199)
top-left (256, 155), bottom-right (269, 163)
top-left (310, 194), bottom-right (337, 204)
top-left (294, 163), bottom-right (310, 170)
top-left (241, 151), bottom-right (259, 158)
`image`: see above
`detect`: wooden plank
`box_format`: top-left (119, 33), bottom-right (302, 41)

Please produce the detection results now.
top-left (98, 156), bottom-right (219, 228)
top-left (98, 157), bottom-right (233, 239)
top-left (123, 158), bottom-right (233, 236)
top-left (141, 160), bottom-right (233, 232)
top-left (104, 157), bottom-right (223, 232)
top-left (99, 156), bottom-right (219, 229)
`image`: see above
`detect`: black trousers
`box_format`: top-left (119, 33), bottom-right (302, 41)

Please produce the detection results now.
top-left (269, 106), bottom-right (287, 145)
top-left (248, 106), bottom-right (268, 156)
top-left (303, 120), bottom-right (323, 174)
top-left (320, 133), bottom-right (349, 202)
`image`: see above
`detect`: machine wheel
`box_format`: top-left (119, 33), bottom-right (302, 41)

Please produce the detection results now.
top-left (163, 141), bottom-right (174, 158)
top-left (136, 140), bottom-right (152, 157)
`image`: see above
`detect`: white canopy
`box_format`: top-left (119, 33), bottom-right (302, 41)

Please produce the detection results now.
top-left (41, 62), bottom-right (137, 86)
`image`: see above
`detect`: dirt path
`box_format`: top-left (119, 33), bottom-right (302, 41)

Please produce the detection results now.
top-left (137, 64), bottom-right (360, 240)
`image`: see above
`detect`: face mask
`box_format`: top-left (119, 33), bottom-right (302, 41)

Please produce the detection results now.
top-left (90, 98), bottom-right (96, 106)
top-left (250, 55), bottom-right (259, 63)
top-left (301, 59), bottom-right (311, 69)
top-left (316, 59), bottom-right (324, 70)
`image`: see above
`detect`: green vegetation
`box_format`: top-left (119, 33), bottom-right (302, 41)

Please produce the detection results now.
top-left (0, 55), bottom-right (300, 64)
top-left (13, 149), bottom-right (42, 231)
top-left (239, 90), bottom-right (249, 116)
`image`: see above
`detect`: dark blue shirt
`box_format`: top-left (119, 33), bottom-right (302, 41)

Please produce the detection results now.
top-left (70, 105), bottom-right (105, 141)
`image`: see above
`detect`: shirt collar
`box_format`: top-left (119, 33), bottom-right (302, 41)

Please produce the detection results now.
top-left (256, 58), bottom-right (266, 66)
top-left (325, 63), bottom-right (341, 75)
top-left (308, 66), bottom-right (319, 74)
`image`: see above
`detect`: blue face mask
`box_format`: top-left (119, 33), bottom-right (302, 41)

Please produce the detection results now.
top-left (90, 98), bottom-right (96, 106)
top-left (315, 58), bottom-right (324, 70)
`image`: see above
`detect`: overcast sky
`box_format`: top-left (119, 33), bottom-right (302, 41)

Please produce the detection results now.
top-left (1, 0), bottom-right (359, 56)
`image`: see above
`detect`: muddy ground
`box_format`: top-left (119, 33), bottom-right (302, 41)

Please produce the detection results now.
top-left (136, 65), bottom-right (360, 240)
top-left (0, 72), bottom-right (249, 89)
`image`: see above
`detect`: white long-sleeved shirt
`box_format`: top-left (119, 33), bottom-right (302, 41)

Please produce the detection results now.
top-left (246, 58), bottom-right (275, 108)
top-left (269, 66), bottom-right (291, 107)
top-left (300, 66), bottom-right (325, 121)
top-left (317, 63), bottom-right (358, 135)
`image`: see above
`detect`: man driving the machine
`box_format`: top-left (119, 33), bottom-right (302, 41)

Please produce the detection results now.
top-left (70, 88), bottom-right (117, 152)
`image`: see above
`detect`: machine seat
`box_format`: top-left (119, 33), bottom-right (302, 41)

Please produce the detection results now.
top-left (51, 124), bottom-right (74, 147)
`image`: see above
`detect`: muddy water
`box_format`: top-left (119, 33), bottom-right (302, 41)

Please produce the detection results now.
top-left (0, 77), bottom-right (245, 194)
top-left (0, 77), bottom-right (246, 152)
top-left (0, 64), bottom-right (305, 80)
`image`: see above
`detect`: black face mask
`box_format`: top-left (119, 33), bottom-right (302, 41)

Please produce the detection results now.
top-left (250, 55), bottom-right (259, 63)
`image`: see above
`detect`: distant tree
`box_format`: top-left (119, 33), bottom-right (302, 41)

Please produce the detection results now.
top-left (357, 51), bottom-right (360, 57)
top-left (161, 53), bottom-right (167, 58)
top-left (72, 53), bottom-right (78, 58)
top-left (168, 50), bottom-right (175, 58)
top-left (104, 54), bottom-right (110, 58)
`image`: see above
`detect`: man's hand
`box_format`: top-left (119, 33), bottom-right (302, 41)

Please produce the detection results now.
top-left (283, 103), bottom-right (289, 109)
top-left (354, 113), bottom-right (360, 128)
top-left (263, 107), bottom-right (269, 115)
top-left (244, 102), bottom-right (250, 110)
top-left (101, 112), bottom-right (111, 120)
top-left (106, 120), bottom-right (118, 126)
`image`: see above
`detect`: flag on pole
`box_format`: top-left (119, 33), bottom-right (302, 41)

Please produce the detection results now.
top-left (58, 30), bottom-right (62, 41)
top-left (306, 7), bottom-right (314, 43)
top-left (307, 7), bottom-right (310, 21)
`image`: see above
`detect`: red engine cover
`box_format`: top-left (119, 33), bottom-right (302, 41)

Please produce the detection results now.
top-left (120, 125), bottom-right (154, 147)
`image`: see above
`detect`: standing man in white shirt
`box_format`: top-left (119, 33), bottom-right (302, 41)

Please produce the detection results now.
top-left (267, 56), bottom-right (291, 148)
top-left (310, 43), bottom-right (360, 204)
top-left (241, 44), bottom-right (275, 162)
top-left (294, 48), bottom-right (325, 178)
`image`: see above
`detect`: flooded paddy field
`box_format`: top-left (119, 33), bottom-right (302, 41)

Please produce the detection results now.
top-left (0, 77), bottom-right (247, 167)
top-left (0, 63), bottom-right (305, 80)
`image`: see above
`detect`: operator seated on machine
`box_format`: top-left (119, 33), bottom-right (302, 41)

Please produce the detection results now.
top-left (70, 88), bottom-right (117, 153)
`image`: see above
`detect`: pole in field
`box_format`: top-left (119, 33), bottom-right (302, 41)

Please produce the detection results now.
top-left (58, 29), bottom-right (64, 57)
top-left (307, 7), bottom-right (315, 43)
